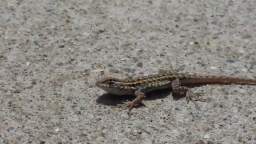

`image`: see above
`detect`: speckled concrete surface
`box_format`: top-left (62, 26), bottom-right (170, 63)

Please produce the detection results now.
top-left (1, 0), bottom-right (256, 144)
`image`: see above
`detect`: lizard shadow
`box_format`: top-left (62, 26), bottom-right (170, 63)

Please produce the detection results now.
top-left (96, 89), bottom-right (185, 106)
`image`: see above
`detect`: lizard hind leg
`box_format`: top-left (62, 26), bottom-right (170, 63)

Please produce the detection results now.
top-left (171, 79), bottom-right (206, 103)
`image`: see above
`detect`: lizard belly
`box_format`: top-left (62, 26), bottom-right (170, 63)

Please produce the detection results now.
top-left (102, 87), bottom-right (135, 95)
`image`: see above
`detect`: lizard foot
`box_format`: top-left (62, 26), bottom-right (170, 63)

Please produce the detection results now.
top-left (186, 91), bottom-right (207, 103)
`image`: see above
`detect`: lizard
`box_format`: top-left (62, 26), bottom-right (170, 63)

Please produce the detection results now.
top-left (96, 71), bottom-right (256, 112)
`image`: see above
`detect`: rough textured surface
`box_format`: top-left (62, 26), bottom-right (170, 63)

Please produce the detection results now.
top-left (1, 0), bottom-right (256, 144)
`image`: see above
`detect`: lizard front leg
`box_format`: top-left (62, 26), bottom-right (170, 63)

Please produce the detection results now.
top-left (127, 89), bottom-right (145, 112)
top-left (171, 79), bottom-right (205, 103)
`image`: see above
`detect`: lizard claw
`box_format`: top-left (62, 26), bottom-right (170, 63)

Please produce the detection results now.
top-left (194, 92), bottom-right (207, 102)
top-left (187, 92), bottom-right (206, 103)
top-left (127, 101), bottom-right (138, 111)
top-left (127, 101), bottom-right (145, 113)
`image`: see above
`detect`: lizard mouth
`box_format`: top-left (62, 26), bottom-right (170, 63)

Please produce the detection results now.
top-left (95, 81), bottom-right (104, 87)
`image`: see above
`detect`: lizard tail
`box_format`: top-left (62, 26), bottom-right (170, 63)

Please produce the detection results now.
top-left (180, 74), bottom-right (256, 87)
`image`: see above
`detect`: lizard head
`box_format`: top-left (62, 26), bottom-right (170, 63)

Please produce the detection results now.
top-left (96, 77), bottom-right (133, 95)
top-left (96, 77), bottom-right (120, 88)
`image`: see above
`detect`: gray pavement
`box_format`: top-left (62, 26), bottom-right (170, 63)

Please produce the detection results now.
top-left (0, 0), bottom-right (256, 144)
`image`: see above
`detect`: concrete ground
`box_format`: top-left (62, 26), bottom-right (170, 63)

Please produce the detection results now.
top-left (1, 0), bottom-right (256, 144)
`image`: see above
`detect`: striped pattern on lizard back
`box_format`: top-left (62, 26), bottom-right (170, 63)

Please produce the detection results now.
top-left (96, 72), bottom-right (256, 95)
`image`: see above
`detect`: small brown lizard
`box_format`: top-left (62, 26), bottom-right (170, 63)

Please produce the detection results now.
top-left (96, 71), bottom-right (256, 111)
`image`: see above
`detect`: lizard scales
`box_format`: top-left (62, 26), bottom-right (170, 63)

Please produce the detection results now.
top-left (96, 72), bottom-right (256, 111)
top-left (96, 72), bottom-right (256, 95)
